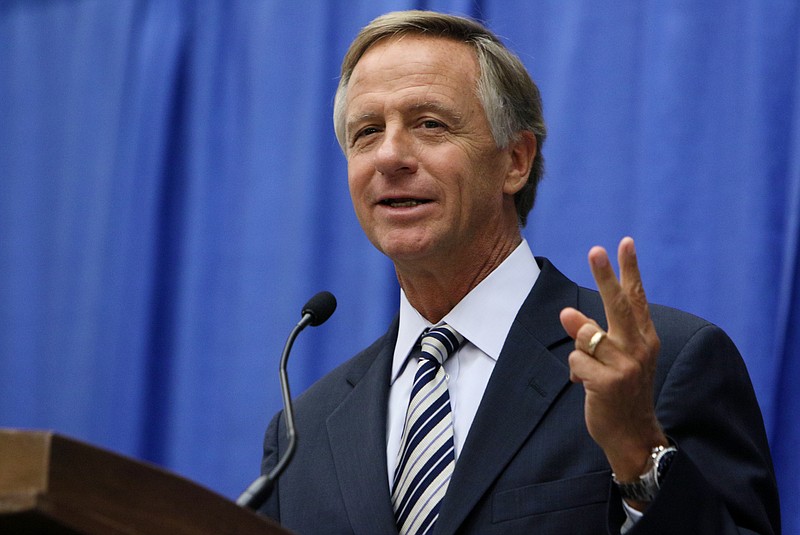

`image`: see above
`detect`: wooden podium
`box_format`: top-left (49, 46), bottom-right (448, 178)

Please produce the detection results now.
top-left (0, 429), bottom-right (291, 534)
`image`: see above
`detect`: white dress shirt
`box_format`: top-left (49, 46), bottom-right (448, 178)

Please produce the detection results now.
top-left (386, 239), bottom-right (540, 484)
top-left (384, 239), bottom-right (641, 532)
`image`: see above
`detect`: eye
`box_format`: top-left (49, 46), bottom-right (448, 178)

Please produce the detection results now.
top-left (421, 119), bottom-right (444, 129)
top-left (350, 126), bottom-right (381, 148)
top-left (361, 126), bottom-right (380, 136)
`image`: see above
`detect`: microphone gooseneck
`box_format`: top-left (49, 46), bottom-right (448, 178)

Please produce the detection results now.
top-left (236, 291), bottom-right (337, 510)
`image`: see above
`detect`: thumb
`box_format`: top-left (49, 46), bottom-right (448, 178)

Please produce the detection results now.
top-left (560, 307), bottom-right (593, 340)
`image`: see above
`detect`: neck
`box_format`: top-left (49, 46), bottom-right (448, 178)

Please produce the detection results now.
top-left (396, 234), bottom-right (522, 323)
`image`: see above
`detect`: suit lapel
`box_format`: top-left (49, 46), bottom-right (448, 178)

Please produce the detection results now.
top-left (434, 259), bottom-right (579, 534)
top-left (326, 320), bottom-right (400, 535)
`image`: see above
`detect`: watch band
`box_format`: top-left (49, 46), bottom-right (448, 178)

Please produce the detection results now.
top-left (613, 445), bottom-right (678, 502)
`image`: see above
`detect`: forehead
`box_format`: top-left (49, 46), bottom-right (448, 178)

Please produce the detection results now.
top-left (346, 35), bottom-right (480, 113)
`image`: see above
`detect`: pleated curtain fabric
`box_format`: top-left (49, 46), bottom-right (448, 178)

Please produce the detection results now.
top-left (392, 324), bottom-right (464, 535)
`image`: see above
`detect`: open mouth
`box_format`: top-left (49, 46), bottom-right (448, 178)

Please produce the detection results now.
top-left (380, 198), bottom-right (431, 208)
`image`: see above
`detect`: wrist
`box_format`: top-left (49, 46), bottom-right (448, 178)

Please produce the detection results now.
top-left (605, 430), bottom-right (670, 482)
top-left (613, 444), bottom-right (678, 503)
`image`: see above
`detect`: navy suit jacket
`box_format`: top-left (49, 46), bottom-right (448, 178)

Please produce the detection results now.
top-left (259, 258), bottom-right (780, 534)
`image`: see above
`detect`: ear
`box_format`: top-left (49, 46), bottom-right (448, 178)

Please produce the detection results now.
top-left (503, 130), bottom-right (537, 195)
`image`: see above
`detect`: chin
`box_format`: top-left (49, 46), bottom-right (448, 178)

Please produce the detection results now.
top-left (376, 236), bottom-right (438, 264)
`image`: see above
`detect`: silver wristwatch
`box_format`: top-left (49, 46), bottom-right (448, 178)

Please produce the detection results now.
top-left (613, 445), bottom-right (678, 502)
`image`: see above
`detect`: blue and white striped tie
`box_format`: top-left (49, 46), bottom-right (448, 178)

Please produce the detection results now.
top-left (392, 324), bottom-right (464, 535)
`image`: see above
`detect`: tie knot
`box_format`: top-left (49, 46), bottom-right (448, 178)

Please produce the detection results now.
top-left (419, 324), bottom-right (464, 365)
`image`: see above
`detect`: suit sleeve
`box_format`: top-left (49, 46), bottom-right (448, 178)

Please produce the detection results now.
top-left (256, 410), bottom-right (283, 522)
top-left (620, 323), bottom-right (780, 534)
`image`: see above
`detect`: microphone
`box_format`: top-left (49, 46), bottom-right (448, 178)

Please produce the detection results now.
top-left (237, 291), bottom-right (337, 510)
top-left (301, 290), bottom-right (337, 327)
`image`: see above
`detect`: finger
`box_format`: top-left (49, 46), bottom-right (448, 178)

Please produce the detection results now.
top-left (568, 348), bottom-right (609, 384)
top-left (618, 237), bottom-right (656, 338)
top-left (588, 246), bottom-right (638, 339)
top-left (578, 323), bottom-right (609, 360)
top-left (561, 309), bottom-right (611, 364)
top-left (559, 307), bottom-right (593, 340)
top-left (586, 328), bottom-right (608, 356)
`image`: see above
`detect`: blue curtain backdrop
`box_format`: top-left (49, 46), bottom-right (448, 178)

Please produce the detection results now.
top-left (1, 0), bottom-right (797, 530)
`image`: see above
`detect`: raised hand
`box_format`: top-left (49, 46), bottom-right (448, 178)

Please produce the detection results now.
top-left (559, 237), bottom-right (669, 498)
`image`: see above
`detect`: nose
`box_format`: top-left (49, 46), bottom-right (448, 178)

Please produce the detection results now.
top-left (373, 127), bottom-right (418, 177)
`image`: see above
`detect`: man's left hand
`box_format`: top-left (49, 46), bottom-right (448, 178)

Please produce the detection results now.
top-left (559, 237), bottom-right (669, 496)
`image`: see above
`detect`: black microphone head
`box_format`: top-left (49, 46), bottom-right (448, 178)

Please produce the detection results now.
top-left (301, 291), bottom-right (337, 326)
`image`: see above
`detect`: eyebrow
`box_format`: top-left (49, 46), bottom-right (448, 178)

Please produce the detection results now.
top-left (346, 112), bottom-right (381, 134)
top-left (407, 101), bottom-right (462, 121)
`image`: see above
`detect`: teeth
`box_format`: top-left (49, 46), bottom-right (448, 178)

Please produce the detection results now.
top-left (385, 199), bottom-right (425, 207)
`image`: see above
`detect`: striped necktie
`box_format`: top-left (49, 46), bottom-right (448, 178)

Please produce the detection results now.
top-left (392, 324), bottom-right (464, 535)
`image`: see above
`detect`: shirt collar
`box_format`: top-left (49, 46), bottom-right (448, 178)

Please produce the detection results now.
top-left (391, 239), bottom-right (540, 383)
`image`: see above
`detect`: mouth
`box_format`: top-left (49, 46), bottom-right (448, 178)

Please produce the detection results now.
top-left (379, 198), bottom-right (431, 208)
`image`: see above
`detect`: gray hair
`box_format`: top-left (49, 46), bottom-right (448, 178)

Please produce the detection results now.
top-left (333, 10), bottom-right (547, 226)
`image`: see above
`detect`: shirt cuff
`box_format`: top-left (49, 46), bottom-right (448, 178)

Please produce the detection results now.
top-left (620, 499), bottom-right (644, 534)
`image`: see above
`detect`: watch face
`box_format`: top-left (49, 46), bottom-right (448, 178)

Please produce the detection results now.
top-left (656, 449), bottom-right (677, 485)
top-left (614, 446), bottom-right (678, 502)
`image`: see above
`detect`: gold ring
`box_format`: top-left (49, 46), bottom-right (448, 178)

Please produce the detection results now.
top-left (587, 331), bottom-right (607, 356)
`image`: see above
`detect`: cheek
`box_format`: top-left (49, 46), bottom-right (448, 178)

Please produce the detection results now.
top-left (346, 172), bottom-right (357, 194)
top-left (460, 162), bottom-right (509, 215)
top-left (347, 169), bottom-right (374, 222)
top-left (347, 161), bottom-right (368, 196)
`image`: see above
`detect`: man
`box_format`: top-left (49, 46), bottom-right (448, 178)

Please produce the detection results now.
top-left (258, 10), bottom-right (779, 534)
